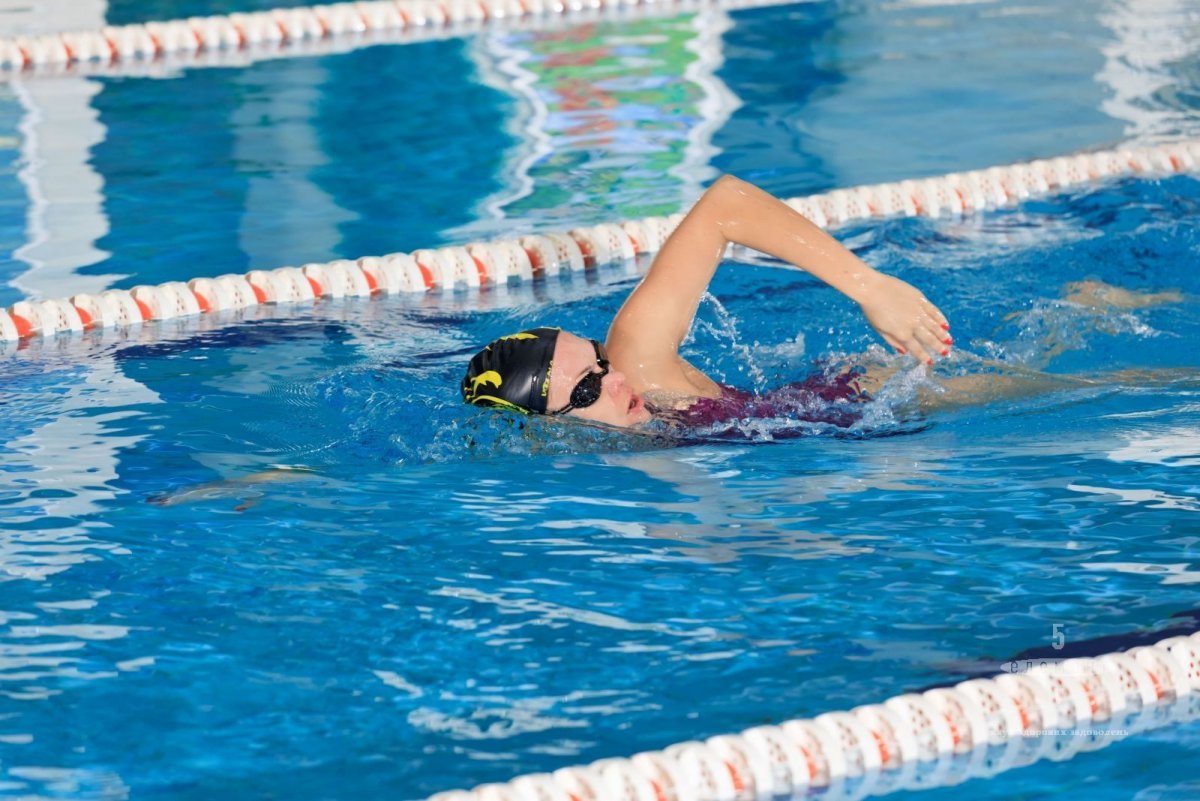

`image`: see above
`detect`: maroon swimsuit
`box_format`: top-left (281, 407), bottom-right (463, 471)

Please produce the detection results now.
top-left (649, 368), bottom-right (869, 432)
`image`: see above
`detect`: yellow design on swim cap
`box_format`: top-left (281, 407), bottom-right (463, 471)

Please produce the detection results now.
top-left (465, 370), bottom-right (514, 408)
top-left (470, 370), bottom-right (503, 393)
top-left (469, 395), bottom-right (528, 413)
top-left (497, 332), bottom-right (540, 341)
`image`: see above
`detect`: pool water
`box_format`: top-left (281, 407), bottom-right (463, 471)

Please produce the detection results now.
top-left (1, 1), bottom-right (1199, 799)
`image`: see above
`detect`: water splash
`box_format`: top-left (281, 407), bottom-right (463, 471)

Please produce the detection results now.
top-left (687, 292), bottom-right (770, 392)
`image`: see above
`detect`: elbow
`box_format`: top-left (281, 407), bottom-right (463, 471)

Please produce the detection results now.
top-left (699, 174), bottom-right (748, 214)
top-left (709, 174), bottom-right (748, 197)
top-left (697, 175), bottom-right (751, 236)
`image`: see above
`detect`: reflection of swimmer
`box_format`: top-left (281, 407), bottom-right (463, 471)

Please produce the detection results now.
top-left (461, 176), bottom-right (1184, 433)
top-left (463, 175), bottom-right (950, 429)
top-left (1062, 279), bottom-right (1182, 309)
top-left (146, 466), bottom-right (316, 511)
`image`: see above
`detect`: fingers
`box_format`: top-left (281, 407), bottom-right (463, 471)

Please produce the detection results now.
top-left (882, 327), bottom-right (932, 364)
top-left (925, 317), bottom-right (952, 354)
top-left (873, 286), bottom-right (954, 363)
top-left (913, 325), bottom-right (945, 364)
top-left (882, 326), bottom-right (937, 363)
top-left (886, 320), bottom-right (953, 365)
top-left (881, 332), bottom-right (906, 355)
top-left (921, 298), bottom-right (950, 331)
top-left (917, 297), bottom-right (952, 361)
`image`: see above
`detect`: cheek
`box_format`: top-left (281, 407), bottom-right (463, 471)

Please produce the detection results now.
top-left (605, 396), bottom-right (629, 425)
top-left (615, 393), bottom-right (634, 420)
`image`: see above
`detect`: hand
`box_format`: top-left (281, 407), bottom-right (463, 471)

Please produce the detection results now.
top-left (855, 273), bottom-right (951, 364)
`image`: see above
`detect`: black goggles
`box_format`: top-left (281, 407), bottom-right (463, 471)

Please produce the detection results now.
top-left (551, 340), bottom-right (609, 415)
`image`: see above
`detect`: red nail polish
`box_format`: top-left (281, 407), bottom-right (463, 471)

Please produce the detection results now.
top-left (944, 338), bottom-right (953, 345)
top-left (941, 348), bottom-right (948, 356)
top-left (927, 358), bottom-right (933, 365)
top-left (941, 323), bottom-right (950, 330)
top-left (897, 347), bottom-right (906, 355)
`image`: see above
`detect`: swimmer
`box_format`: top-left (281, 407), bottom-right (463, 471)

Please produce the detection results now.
top-left (462, 175), bottom-right (952, 428)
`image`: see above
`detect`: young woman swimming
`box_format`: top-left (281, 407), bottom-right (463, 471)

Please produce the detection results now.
top-left (461, 174), bottom-right (953, 428)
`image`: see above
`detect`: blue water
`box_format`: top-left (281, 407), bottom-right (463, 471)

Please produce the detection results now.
top-left (1, 2), bottom-right (1199, 800)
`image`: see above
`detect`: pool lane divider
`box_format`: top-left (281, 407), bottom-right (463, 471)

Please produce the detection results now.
top-left (0, 0), bottom-right (799, 79)
top-left (1, 138), bottom-right (1197, 345)
top-left (426, 632), bottom-right (1200, 801)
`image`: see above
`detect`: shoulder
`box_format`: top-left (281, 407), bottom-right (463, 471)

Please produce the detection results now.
top-left (607, 337), bottom-right (722, 400)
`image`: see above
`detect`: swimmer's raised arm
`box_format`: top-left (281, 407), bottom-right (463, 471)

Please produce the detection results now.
top-left (607, 175), bottom-right (952, 388)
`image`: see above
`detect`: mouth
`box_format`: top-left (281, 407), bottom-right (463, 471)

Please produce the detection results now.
top-left (628, 392), bottom-right (642, 414)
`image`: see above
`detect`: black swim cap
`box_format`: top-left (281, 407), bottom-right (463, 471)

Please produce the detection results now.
top-left (462, 327), bottom-right (561, 414)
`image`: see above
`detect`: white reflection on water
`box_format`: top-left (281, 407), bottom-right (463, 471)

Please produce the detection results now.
top-left (408, 696), bottom-right (589, 740)
top-left (373, 670), bottom-right (424, 698)
top-left (1068, 483), bottom-right (1200, 512)
top-left (5, 0), bottom-right (116, 300)
top-left (0, 350), bottom-right (155, 791)
top-left (11, 79), bottom-right (119, 300)
top-left (6, 624), bottom-right (129, 640)
top-left (2, 358), bottom-right (157, 582)
top-left (4, 765), bottom-right (129, 801)
top-left (1080, 560), bottom-right (1200, 585)
top-left (1098, 0), bottom-right (1200, 143)
top-left (1106, 427), bottom-right (1200, 468)
top-left (431, 584), bottom-right (727, 641)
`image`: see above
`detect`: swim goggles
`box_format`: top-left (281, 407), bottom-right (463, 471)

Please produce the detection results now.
top-left (551, 340), bottom-right (609, 415)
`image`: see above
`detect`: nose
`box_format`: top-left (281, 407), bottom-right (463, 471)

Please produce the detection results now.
top-left (603, 368), bottom-right (626, 393)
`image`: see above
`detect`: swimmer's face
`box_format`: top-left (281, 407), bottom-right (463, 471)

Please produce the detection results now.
top-left (548, 332), bottom-right (652, 428)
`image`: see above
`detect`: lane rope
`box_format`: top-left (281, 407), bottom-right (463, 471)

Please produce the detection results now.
top-left (425, 632), bottom-right (1200, 801)
top-left (1, 138), bottom-right (1197, 345)
top-left (0, 0), bottom-right (801, 80)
